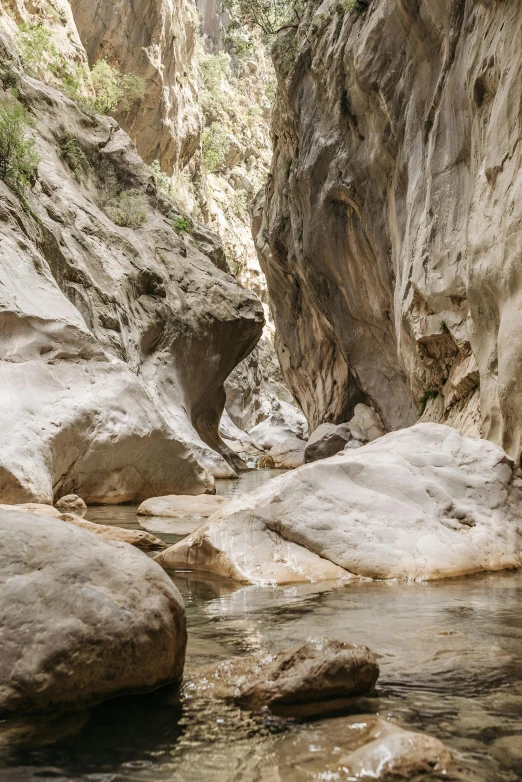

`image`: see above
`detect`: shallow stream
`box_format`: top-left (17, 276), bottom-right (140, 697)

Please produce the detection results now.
top-left (2, 470), bottom-right (521, 781)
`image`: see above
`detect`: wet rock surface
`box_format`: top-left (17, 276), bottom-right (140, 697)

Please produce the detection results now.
top-left (266, 714), bottom-right (469, 782)
top-left (194, 639), bottom-right (379, 718)
top-left (0, 509), bottom-right (186, 717)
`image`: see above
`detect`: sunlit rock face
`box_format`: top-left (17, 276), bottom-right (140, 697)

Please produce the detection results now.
top-left (255, 0), bottom-right (522, 460)
top-left (70, 0), bottom-right (201, 172)
top-left (0, 40), bottom-right (263, 503)
top-left (157, 424), bottom-right (522, 584)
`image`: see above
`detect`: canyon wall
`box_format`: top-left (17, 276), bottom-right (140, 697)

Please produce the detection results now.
top-left (256, 0), bottom-right (522, 460)
top-left (70, 0), bottom-right (201, 173)
top-left (0, 24), bottom-right (263, 503)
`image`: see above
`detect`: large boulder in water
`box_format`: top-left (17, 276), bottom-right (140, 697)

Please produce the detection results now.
top-left (0, 509), bottom-right (186, 716)
top-left (156, 424), bottom-right (522, 584)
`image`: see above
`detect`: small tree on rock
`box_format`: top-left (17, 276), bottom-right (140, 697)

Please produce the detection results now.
top-left (0, 102), bottom-right (39, 191)
top-left (223, 0), bottom-right (305, 36)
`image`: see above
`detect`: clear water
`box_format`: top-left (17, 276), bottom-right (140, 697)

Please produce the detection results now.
top-left (2, 470), bottom-right (522, 781)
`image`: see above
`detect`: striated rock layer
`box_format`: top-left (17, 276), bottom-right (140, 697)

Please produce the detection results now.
top-left (255, 0), bottom-right (522, 460)
top-left (0, 36), bottom-right (263, 504)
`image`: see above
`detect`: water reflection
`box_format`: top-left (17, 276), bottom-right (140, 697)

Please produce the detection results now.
top-left (3, 472), bottom-right (522, 781)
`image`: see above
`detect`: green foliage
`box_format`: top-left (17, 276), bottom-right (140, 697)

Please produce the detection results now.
top-left (223, 0), bottom-right (305, 36)
top-left (418, 389), bottom-right (438, 416)
top-left (224, 23), bottom-right (256, 57)
top-left (90, 60), bottom-right (145, 115)
top-left (18, 22), bottom-right (58, 77)
top-left (171, 216), bottom-right (191, 234)
top-left (198, 53), bottom-right (231, 115)
top-left (108, 190), bottom-right (147, 228)
top-left (0, 101), bottom-right (39, 191)
top-left (0, 59), bottom-right (20, 91)
top-left (340, 0), bottom-right (370, 11)
top-left (150, 160), bottom-right (174, 197)
top-left (60, 133), bottom-right (89, 175)
top-left (202, 122), bottom-right (230, 172)
top-left (17, 22), bottom-right (90, 102)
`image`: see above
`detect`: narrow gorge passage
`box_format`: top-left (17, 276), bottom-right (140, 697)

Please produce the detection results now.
top-left (0, 1), bottom-right (521, 781)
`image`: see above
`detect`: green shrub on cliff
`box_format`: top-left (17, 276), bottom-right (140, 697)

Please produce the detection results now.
top-left (108, 190), bottom-right (147, 228)
top-left (0, 102), bottom-right (39, 191)
top-left (202, 122), bottom-right (230, 172)
top-left (90, 60), bottom-right (145, 115)
top-left (223, 0), bottom-right (305, 36)
top-left (18, 23), bottom-right (59, 78)
top-left (340, 0), bottom-right (369, 11)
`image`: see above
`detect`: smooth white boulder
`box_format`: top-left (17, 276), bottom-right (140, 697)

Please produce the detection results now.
top-left (348, 403), bottom-right (385, 443)
top-left (0, 510), bottom-right (186, 716)
top-left (137, 494), bottom-right (230, 518)
top-left (219, 411), bottom-right (263, 456)
top-left (156, 424), bottom-right (522, 584)
top-left (249, 414), bottom-right (306, 452)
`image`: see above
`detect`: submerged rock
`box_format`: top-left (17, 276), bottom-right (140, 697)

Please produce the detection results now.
top-left (55, 495), bottom-right (87, 514)
top-left (137, 494), bottom-right (230, 519)
top-left (0, 509), bottom-right (186, 716)
top-left (195, 639), bottom-right (379, 718)
top-left (156, 424), bottom-right (522, 584)
top-left (268, 714), bottom-right (465, 781)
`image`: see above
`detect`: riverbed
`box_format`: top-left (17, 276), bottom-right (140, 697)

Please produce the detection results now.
top-left (2, 470), bottom-right (521, 781)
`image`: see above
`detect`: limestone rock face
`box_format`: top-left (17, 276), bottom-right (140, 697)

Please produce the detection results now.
top-left (0, 51), bottom-right (263, 504)
top-left (157, 424), bottom-right (522, 584)
top-left (255, 0), bottom-right (522, 461)
top-left (0, 509), bottom-right (186, 716)
top-left (70, 0), bottom-right (201, 173)
top-left (194, 639), bottom-right (379, 718)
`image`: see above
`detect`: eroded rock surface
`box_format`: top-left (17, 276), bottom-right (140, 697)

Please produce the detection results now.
top-left (0, 42), bottom-right (263, 504)
top-left (194, 639), bottom-right (379, 718)
top-left (255, 0), bottom-right (522, 461)
top-left (157, 424), bottom-right (522, 584)
top-left (0, 509), bottom-right (186, 716)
